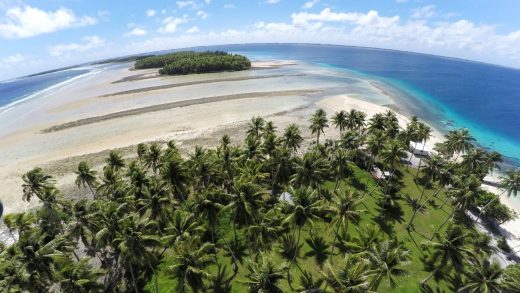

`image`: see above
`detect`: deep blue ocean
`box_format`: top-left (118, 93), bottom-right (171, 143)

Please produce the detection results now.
top-left (1, 44), bottom-right (519, 166)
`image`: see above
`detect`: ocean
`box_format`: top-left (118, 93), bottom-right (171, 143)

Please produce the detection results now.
top-left (1, 43), bottom-right (519, 167)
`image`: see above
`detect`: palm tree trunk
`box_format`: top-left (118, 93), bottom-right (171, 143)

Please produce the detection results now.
top-left (431, 210), bottom-right (456, 240)
top-left (130, 264), bottom-right (139, 293)
top-left (330, 223), bottom-right (341, 258)
top-left (149, 263), bottom-right (159, 293)
top-left (407, 185), bottom-right (428, 229)
top-left (474, 190), bottom-right (506, 224)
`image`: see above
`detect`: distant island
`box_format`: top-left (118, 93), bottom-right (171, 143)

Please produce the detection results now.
top-left (134, 51), bottom-right (251, 75)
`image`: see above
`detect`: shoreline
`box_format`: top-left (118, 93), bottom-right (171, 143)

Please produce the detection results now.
top-left (1, 58), bottom-right (519, 259)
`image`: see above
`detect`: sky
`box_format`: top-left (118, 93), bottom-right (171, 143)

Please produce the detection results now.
top-left (1, 0), bottom-right (520, 80)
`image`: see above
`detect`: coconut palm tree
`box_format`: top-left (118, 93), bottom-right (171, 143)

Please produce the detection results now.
top-left (475, 169), bottom-right (520, 223)
top-left (330, 190), bottom-right (364, 255)
top-left (332, 110), bottom-right (348, 134)
top-left (59, 258), bottom-right (105, 292)
top-left (421, 224), bottom-right (474, 285)
top-left (162, 209), bottom-right (204, 249)
top-left (366, 239), bottom-right (410, 290)
top-left (192, 189), bottom-right (226, 243)
top-left (145, 143), bottom-right (163, 174)
top-left (247, 209), bottom-right (284, 253)
top-left (331, 149), bottom-right (352, 191)
top-left (74, 161), bottom-right (98, 198)
top-left (459, 258), bottom-right (502, 293)
top-left (414, 123), bottom-right (432, 171)
top-left (305, 235), bottom-right (330, 268)
top-left (323, 254), bottom-right (373, 292)
top-left (282, 123), bottom-right (303, 153)
top-left (168, 240), bottom-right (215, 293)
top-left (112, 213), bottom-right (160, 293)
top-left (138, 178), bottom-right (172, 229)
top-left (222, 181), bottom-right (265, 246)
top-left (137, 143), bottom-right (149, 163)
top-left (291, 152), bottom-right (330, 188)
top-left (346, 109), bottom-right (366, 132)
top-left (22, 167), bottom-right (54, 202)
top-left (309, 109), bottom-right (329, 145)
top-left (161, 154), bottom-right (190, 202)
top-left (245, 255), bottom-right (286, 293)
top-left (443, 129), bottom-right (475, 160)
top-left (105, 150), bottom-right (125, 171)
top-left (283, 186), bottom-right (324, 265)
top-left (247, 116), bottom-right (266, 139)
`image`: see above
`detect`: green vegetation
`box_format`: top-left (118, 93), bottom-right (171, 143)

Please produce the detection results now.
top-left (134, 51), bottom-right (251, 75)
top-left (1, 109), bottom-right (519, 292)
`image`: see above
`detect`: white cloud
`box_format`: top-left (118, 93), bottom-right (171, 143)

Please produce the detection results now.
top-left (292, 8), bottom-right (399, 29)
top-left (302, 0), bottom-right (319, 9)
top-left (158, 16), bottom-right (188, 33)
top-left (127, 8), bottom-right (520, 69)
top-left (0, 5), bottom-right (97, 38)
top-left (197, 10), bottom-right (209, 19)
top-left (396, 0), bottom-right (408, 3)
top-left (176, 1), bottom-right (201, 10)
top-left (411, 5), bottom-right (437, 19)
top-left (49, 36), bottom-right (105, 57)
top-left (0, 53), bottom-right (25, 67)
top-left (186, 26), bottom-right (199, 33)
top-left (124, 27), bottom-right (147, 37)
top-left (146, 9), bottom-right (156, 17)
top-left (266, 0), bottom-right (280, 3)
top-left (204, 0), bottom-right (212, 4)
top-left (223, 4), bottom-right (235, 9)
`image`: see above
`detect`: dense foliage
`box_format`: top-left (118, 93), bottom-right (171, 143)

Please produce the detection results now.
top-left (1, 109), bottom-right (519, 292)
top-left (134, 51), bottom-right (251, 75)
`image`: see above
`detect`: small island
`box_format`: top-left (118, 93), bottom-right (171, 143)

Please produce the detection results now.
top-left (134, 51), bottom-right (251, 75)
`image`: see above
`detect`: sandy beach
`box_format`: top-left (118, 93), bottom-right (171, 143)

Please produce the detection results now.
top-left (1, 59), bottom-right (519, 256)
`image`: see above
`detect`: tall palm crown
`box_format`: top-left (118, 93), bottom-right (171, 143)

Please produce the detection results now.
top-left (309, 108), bottom-right (329, 145)
top-left (105, 150), bottom-right (125, 171)
top-left (168, 240), bottom-right (215, 293)
top-left (22, 168), bottom-right (54, 202)
top-left (367, 240), bottom-right (410, 290)
top-left (421, 224), bottom-right (474, 284)
top-left (247, 116), bottom-right (266, 139)
top-left (380, 139), bottom-right (407, 172)
top-left (332, 110), bottom-right (348, 134)
top-left (500, 169), bottom-right (520, 197)
top-left (323, 254), bottom-right (373, 292)
top-left (444, 128), bottom-right (475, 158)
top-left (74, 161), bottom-right (98, 197)
top-left (282, 123), bottom-right (303, 153)
top-left (459, 258), bottom-right (503, 293)
top-left (245, 256), bottom-right (286, 293)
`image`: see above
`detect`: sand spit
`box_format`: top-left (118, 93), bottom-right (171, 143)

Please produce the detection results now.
top-left (103, 74), bottom-right (303, 97)
top-left (42, 90), bottom-right (318, 133)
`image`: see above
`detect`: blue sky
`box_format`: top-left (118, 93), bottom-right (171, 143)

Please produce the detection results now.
top-left (1, 0), bottom-right (520, 80)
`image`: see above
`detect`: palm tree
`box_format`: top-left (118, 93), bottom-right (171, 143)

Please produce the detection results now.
top-left (476, 169), bottom-right (520, 223)
top-left (366, 240), bottom-right (410, 290)
top-left (309, 108), bottom-right (329, 145)
top-left (332, 110), bottom-right (348, 134)
top-left (247, 116), bottom-right (266, 139)
top-left (283, 186), bottom-right (324, 265)
top-left (305, 235), bottom-right (330, 268)
top-left (297, 270), bottom-right (325, 292)
top-left (59, 258), bottom-right (105, 292)
top-left (137, 143), bottom-right (149, 163)
top-left (458, 258), bottom-right (502, 293)
top-left (105, 150), bottom-right (125, 171)
top-left (112, 213), bottom-right (160, 293)
top-left (22, 167), bottom-right (54, 202)
top-left (291, 152), bottom-right (330, 188)
top-left (192, 189), bottom-right (226, 243)
top-left (247, 210), bottom-right (284, 253)
top-left (162, 209), bottom-right (204, 249)
top-left (323, 254), bottom-right (373, 292)
top-left (74, 161), bottom-right (98, 198)
top-left (222, 181), bottom-right (265, 246)
top-left (162, 154), bottom-right (190, 202)
top-left (282, 123), bottom-right (303, 153)
top-left (331, 149), bottom-right (352, 191)
top-left (380, 139), bottom-right (407, 176)
top-left (168, 240), bottom-right (215, 293)
top-left (138, 178), bottom-right (172, 229)
top-left (414, 123), bottom-right (432, 171)
top-left (421, 224), bottom-right (474, 285)
top-left (145, 143), bottom-right (163, 174)
top-left (245, 255), bottom-right (286, 293)
top-left (330, 190), bottom-right (364, 255)
top-left (346, 109), bottom-right (366, 132)
top-left (443, 128), bottom-right (475, 160)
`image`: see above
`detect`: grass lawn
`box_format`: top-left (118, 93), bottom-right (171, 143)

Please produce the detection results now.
top-left (146, 165), bottom-right (454, 292)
